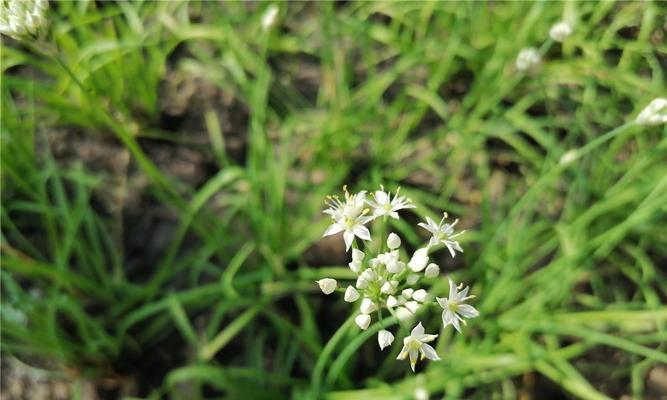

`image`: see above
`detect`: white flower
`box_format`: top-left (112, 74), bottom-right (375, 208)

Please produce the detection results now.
top-left (0, 0), bottom-right (48, 40)
top-left (387, 232), bottom-right (401, 250)
top-left (355, 276), bottom-right (368, 289)
top-left (316, 278), bottom-right (337, 294)
top-left (360, 298), bottom-right (378, 314)
top-left (424, 263), bottom-right (440, 278)
top-left (408, 248), bottom-right (429, 272)
top-left (418, 214), bottom-right (464, 257)
top-left (549, 21), bottom-right (573, 42)
top-left (260, 4), bottom-right (279, 31)
top-left (516, 47), bottom-right (540, 71)
top-left (412, 289), bottom-right (428, 302)
top-left (323, 188), bottom-right (373, 251)
top-left (378, 330), bottom-right (395, 350)
top-left (355, 314), bottom-right (371, 330)
top-left (396, 322), bottom-right (440, 371)
top-left (344, 286), bottom-right (359, 302)
top-left (366, 186), bottom-right (416, 219)
top-left (437, 279), bottom-right (479, 333)
top-left (636, 98), bottom-right (667, 126)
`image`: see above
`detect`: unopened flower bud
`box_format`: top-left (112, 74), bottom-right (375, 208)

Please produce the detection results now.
top-left (344, 286), bottom-right (359, 302)
top-left (549, 21), bottom-right (573, 42)
top-left (352, 248), bottom-right (365, 262)
top-left (348, 261), bottom-right (361, 274)
top-left (361, 269), bottom-right (378, 282)
top-left (387, 232), bottom-right (401, 250)
top-left (316, 278), bottom-right (337, 294)
top-left (386, 295), bottom-right (399, 308)
top-left (408, 248), bottom-right (429, 272)
top-left (355, 314), bottom-right (371, 330)
top-left (405, 301), bottom-right (420, 314)
top-left (355, 276), bottom-right (368, 289)
top-left (424, 263), bottom-right (440, 278)
top-left (380, 281), bottom-right (397, 294)
top-left (412, 289), bottom-right (427, 302)
top-left (377, 330), bottom-right (395, 350)
top-left (516, 47), bottom-right (540, 71)
top-left (360, 298), bottom-right (377, 314)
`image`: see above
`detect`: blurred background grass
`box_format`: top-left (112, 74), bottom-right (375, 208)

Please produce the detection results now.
top-left (1, 1), bottom-right (666, 399)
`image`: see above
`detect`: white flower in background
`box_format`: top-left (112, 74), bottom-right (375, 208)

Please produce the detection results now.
top-left (549, 21), bottom-right (573, 42)
top-left (260, 4), bottom-right (279, 31)
top-left (316, 278), bottom-right (337, 295)
top-left (367, 186), bottom-right (416, 219)
top-left (0, 0), bottom-right (48, 40)
top-left (397, 322), bottom-right (440, 371)
top-left (636, 98), bottom-right (667, 126)
top-left (515, 47), bottom-right (541, 71)
top-left (418, 214), bottom-right (464, 257)
top-left (344, 286), bottom-right (359, 302)
top-left (414, 386), bottom-right (429, 400)
top-left (355, 314), bottom-right (371, 330)
top-left (378, 329), bottom-right (395, 350)
top-left (424, 263), bottom-right (440, 278)
top-left (408, 248), bottom-right (429, 272)
top-left (437, 279), bottom-right (479, 333)
top-left (387, 232), bottom-right (401, 250)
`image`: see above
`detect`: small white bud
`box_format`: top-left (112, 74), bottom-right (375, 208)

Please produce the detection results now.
top-left (386, 259), bottom-right (404, 274)
top-left (387, 232), bottom-right (401, 250)
top-left (636, 98), bottom-right (667, 126)
top-left (412, 289), bottom-right (428, 302)
top-left (386, 295), bottom-right (399, 308)
top-left (352, 248), bottom-right (365, 262)
top-left (516, 47), bottom-right (541, 71)
top-left (377, 330), bottom-right (395, 350)
top-left (360, 298), bottom-right (377, 314)
top-left (549, 21), bottom-right (573, 42)
top-left (261, 4), bottom-right (279, 31)
top-left (380, 281), bottom-right (397, 294)
top-left (361, 269), bottom-right (378, 282)
top-left (316, 278), bottom-right (337, 294)
top-left (344, 286), bottom-right (359, 302)
top-left (348, 261), bottom-right (361, 274)
top-left (424, 263), bottom-right (440, 278)
top-left (405, 300), bottom-right (420, 314)
top-left (395, 306), bottom-right (414, 321)
top-left (559, 149), bottom-right (579, 166)
top-left (402, 288), bottom-right (414, 298)
top-left (406, 273), bottom-right (420, 285)
top-left (355, 276), bottom-right (368, 289)
top-left (414, 387), bottom-right (429, 400)
top-left (408, 248), bottom-right (429, 272)
top-left (355, 314), bottom-right (371, 330)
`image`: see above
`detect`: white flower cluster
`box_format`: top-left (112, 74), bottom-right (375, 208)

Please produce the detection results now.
top-left (516, 20), bottom-right (573, 72)
top-left (0, 0), bottom-right (48, 40)
top-left (316, 186), bottom-right (479, 372)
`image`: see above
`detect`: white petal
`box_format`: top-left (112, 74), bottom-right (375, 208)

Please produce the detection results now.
top-left (343, 230), bottom-right (355, 250)
top-left (411, 322), bottom-right (425, 337)
top-left (354, 314), bottom-right (371, 330)
top-left (457, 304), bottom-right (479, 318)
top-left (397, 345), bottom-right (409, 360)
top-left (322, 223), bottom-right (344, 237)
top-left (448, 279), bottom-right (458, 301)
top-left (436, 297), bottom-right (448, 309)
top-left (353, 225), bottom-right (372, 241)
top-left (451, 317), bottom-right (462, 333)
top-left (420, 343), bottom-right (440, 361)
top-left (442, 310), bottom-right (455, 326)
top-left (409, 348), bottom-right (419, 372)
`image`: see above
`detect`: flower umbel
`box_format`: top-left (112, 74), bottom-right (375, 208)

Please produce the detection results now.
top-left (437, 279), bottom-right (479, 333)
top-left (516, 47), bottom-right (540, 71)
top-left (0, 0), bottom-right (48, 40)
top-left (396, 322), bottom-right (440, 372)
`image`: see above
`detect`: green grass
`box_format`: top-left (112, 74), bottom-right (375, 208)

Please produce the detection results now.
top-left (1, 1), bottom-right (666, 399)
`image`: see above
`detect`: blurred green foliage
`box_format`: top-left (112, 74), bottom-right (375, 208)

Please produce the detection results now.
top-left (1, 1), bottom-right (666, 399)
